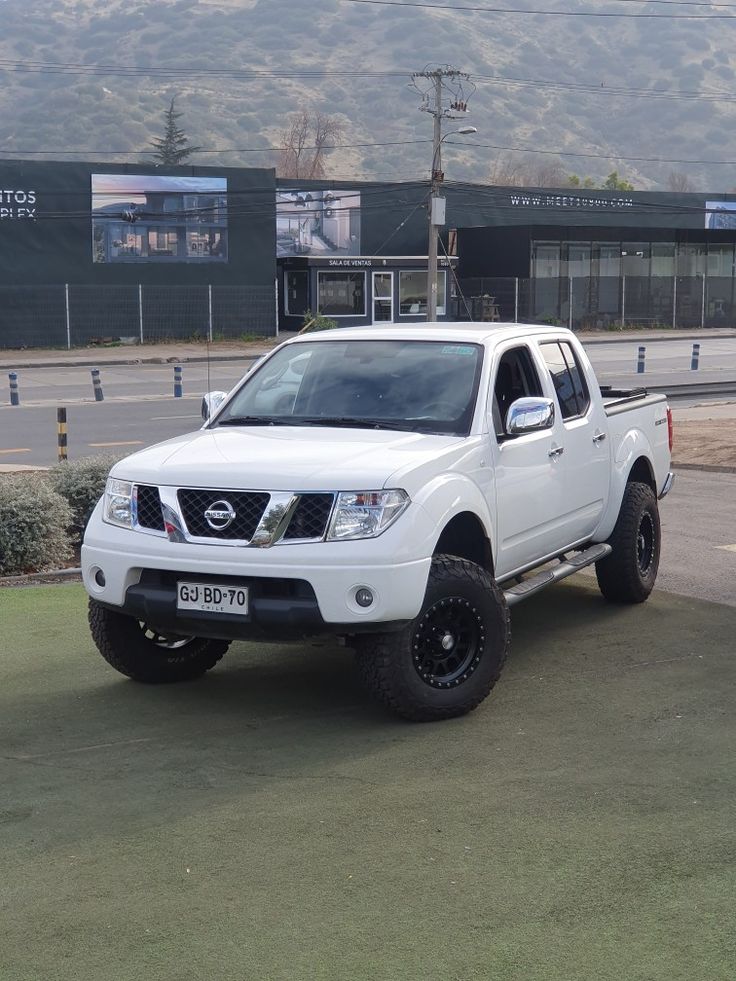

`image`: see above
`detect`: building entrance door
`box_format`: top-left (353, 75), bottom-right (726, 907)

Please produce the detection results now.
top-left (372, 271), bottom-right (393, 322)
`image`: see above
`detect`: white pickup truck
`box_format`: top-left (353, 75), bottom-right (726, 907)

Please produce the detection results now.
top-left (82, 324), bottom-right (674, 722)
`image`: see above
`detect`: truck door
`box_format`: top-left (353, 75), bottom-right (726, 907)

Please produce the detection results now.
top-left (491, 342), bottom-right (564, 580)
top-left (537, 338), bottom-right (610, 545)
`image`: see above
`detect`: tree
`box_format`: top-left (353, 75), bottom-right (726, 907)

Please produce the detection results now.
top-left (666, 170), bottom-right (695, 192)
top-left (276, 109), bottom-right (343, 180)
top-left (148, 98), bottom-right (201, 166)
top-left (603, 171), bottom-right (634, 191)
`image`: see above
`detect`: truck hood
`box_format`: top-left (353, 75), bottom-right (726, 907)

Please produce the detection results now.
top-left (111, 426), bottom-right (467, 492)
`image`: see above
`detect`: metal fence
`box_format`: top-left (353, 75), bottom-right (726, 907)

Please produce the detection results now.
top-left (0, 284), bottom-right (277, 349)
top-left (453, 275), bottom-right (736, 331)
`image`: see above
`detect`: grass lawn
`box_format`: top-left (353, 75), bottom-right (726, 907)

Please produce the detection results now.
top-left (0, 582), bottom-right (734, 981)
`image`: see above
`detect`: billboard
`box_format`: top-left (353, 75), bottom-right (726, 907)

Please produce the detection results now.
top-left (92, 173), bottom-right (228, 262)
top-left (276, 188), bottom-right (361, 257)
top-left (705, 200), bottom-right (736, 230)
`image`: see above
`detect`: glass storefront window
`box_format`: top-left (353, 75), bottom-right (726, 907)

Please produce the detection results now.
top-left (317, 271), bottom-right (366, 316)
top-left (621, 243), bottom-right (650, 277)
top-left (399, 270), bottom-right (446, 316)
top-left (566, 243), bottom-right (591, 279)
top-left (650, 244), bottom-right (675, 277)
top-left (707, 244), bottom-right (734, 277)
top-left (598, 244), bottom-right (621, 277)
top-left (677, 244), bottom-right (706, 276)
top-left (285, 270), bottom-right (309, 316)
top-left (532, 243), bottom-right (560, 278)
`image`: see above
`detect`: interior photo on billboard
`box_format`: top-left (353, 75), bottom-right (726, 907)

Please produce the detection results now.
top-left (276, 189), bottom-right (361, 257)
top-left (92, 174), bottom-right (228, 263)
top-left (705, 200), bottom-right (736, 231)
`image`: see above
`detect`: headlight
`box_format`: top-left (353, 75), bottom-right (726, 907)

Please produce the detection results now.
top-left (327, 489), bottom-right (409, 541)
top-left (103, 478), bottom-right (134, 528)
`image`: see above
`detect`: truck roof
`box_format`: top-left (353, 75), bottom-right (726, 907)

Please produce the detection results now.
top-left (284, 323), bottom-right (569, 346)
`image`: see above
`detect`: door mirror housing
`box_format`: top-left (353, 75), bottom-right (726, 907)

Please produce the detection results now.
top-left (201, 391), bottom-right (227, 421)
top-left (505, 397), bottom-right (555, 436)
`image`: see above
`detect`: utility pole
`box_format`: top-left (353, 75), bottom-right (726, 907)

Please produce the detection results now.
top-left (412, 66), bottom-right (474, 322)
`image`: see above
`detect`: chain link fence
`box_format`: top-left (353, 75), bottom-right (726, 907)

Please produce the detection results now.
top-left (453, 275), bottom-right (735, 331)
top-left (0, 284), bottom-right (277, 349)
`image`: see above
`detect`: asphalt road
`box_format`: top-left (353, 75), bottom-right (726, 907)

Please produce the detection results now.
top-left (2, 336), bottom-right (736, 466)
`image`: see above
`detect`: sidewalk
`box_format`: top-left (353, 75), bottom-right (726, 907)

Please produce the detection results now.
top-left (1, 327), bottom-right (734, 370)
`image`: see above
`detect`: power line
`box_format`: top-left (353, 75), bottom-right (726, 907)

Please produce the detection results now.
top-left (334, 0), bottom-right (736, 18)
top-left (338, 0), bottom-right (736, 21)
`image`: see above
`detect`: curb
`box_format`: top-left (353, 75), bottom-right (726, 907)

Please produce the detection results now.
top-left (672, 461), bottom-right (736, 475)
top-left (0, 567), bottom-right (82, 587)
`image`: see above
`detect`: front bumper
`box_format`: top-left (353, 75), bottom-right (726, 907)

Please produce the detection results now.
top-left (82, 500), bottom-right (435, 635)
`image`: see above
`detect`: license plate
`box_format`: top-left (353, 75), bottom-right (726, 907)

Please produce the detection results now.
top-left (177, 582), bottom-right (249, 616)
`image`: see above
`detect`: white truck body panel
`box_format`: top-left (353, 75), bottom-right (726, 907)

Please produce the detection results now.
top-left (82, 323), bottom-right (672, 630)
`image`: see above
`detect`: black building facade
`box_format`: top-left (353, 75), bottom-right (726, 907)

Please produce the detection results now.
top-left (3, 161), bottom-right (736, 348)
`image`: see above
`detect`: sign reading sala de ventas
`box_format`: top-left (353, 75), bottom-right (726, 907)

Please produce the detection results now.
top-left (0, 189), bottom-right (36, 220)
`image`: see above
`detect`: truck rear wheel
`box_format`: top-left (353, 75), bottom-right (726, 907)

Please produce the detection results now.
top-left (595, 481), bottom-right (661, 604)
top-left (355, 555), bottom-right (510, 722)
top-left (88, 599), bottom-right (230, 683)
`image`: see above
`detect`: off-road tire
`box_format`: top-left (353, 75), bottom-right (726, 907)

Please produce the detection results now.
top-left (595, 481), bottom-right (661, 604)
top-left (88, 599), bottom-right (230, 683)
top-left (355, 555), bottom-right (510, 722)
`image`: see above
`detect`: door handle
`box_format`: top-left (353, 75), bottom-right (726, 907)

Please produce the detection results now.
top-left (549, 444), bottom-right (564, 459)
top-left (592, 431), bottom-right (607, 443)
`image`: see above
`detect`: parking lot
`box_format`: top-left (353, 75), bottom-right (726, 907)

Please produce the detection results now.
top-left (1, 579), bottom-right (734, 981)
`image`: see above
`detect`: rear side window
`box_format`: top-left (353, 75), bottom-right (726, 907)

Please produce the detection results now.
top-left (539, 341), bottom-right (590, 419)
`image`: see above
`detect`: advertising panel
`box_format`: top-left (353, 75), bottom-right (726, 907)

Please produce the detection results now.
top-left (92, 173), bottom-right (228, 262)
top-left (705, 200), bottom-right (736, 230)
top-left (276, 188), bottom-right (361, 257)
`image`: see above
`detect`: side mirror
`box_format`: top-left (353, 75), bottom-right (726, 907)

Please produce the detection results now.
top-left (505, 397), bottom-right (555, 436)
top-left (201, 390), bottom-right (227, 422)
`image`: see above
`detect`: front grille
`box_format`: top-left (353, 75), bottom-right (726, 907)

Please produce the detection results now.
top-left (178, 488), bottom-right (270, 540)
top-left (135, 484), bottom-right (165, 531)
top-left (283, 494), bottom-right (334, 540)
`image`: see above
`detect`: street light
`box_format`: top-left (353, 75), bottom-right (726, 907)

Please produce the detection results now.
top-left (427, 126), bottom-right (477, 322)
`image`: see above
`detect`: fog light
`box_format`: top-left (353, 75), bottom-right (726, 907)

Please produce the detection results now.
top-left (355, 587), bottom-right (374, 608)
top-left (94, 569), bottom-right (106, 587)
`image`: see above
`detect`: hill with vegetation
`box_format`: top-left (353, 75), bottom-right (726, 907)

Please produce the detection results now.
top-left (1, 0), bottom-right (735, 190)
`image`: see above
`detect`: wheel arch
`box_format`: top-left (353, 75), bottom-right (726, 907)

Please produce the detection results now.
top-left (432, 511), bottom-right (494, 574)
top-left (627, 454), bottom-right (656, 493)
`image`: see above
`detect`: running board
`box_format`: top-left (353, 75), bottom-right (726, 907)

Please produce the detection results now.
top-left (503, 543), bottom-right (612, 608)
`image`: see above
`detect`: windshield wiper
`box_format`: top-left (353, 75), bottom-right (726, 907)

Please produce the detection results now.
top-left (215, 415), bottom-right (289, 426)
top-left (290, 416), bottom-right (415, 432)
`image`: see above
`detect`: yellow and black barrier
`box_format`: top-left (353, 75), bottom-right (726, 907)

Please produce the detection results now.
top-left (57, 407), bottom-right (68, 463)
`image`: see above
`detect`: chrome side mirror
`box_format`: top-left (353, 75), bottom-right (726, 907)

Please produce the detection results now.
top-left (201, 390), bottom-right (227, 422)
top-left (505, 397), bottom-right (555, 436)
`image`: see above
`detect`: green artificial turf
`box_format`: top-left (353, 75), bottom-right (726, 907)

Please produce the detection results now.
top-left (0, 583), bottom-right (734, 981)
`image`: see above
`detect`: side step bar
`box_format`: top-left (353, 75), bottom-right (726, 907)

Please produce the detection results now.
top-left (503, 543), bottom-right (612, 608)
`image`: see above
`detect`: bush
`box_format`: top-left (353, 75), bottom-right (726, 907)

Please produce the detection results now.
top-left (0, 474), bottom-right (74, 576)
top-left (299, 309), bottom-right (339, 333)
top-left (49, 455), bottom-right (119, 545)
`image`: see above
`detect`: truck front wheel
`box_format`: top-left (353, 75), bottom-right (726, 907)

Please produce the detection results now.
top-left (88, 599), bottom-right (230, 683)
top-left (595, 481), bottom-right (661, 604)
top-left (355, 555), bottom-right (510, 722)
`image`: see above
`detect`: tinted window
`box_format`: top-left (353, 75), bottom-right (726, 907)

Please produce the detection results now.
top-left (540, 341), bottom-right (590, 419)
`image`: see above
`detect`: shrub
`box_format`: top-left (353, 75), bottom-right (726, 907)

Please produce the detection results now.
top-left (49, 455), bottom-right (119, 545)
top-left (299, 309), bottom-right (339, 333)
top-left (0, 474), bottom-right (74, 576)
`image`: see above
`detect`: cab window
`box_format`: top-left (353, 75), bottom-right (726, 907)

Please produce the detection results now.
top-left (539, 341), bottom-right (590, 420)
top-left (492, 346), bottom-right (544, 440)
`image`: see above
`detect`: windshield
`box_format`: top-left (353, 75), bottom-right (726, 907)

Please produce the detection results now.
top-left (213, 339), bottom-right (484, 436)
